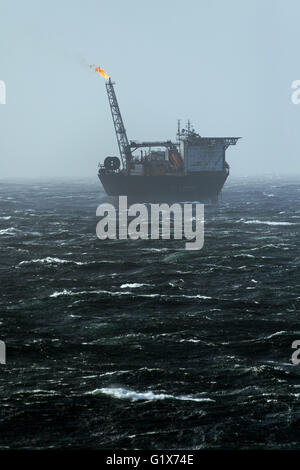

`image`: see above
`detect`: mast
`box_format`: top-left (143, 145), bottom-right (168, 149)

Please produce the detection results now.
top-left (105, 78), bottom-right (132, 171)
top-left (177, 119), bottom-right (181, 145)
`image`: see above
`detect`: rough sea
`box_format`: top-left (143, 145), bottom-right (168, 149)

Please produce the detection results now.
top-left (0, 177), bottom-right (300, 450)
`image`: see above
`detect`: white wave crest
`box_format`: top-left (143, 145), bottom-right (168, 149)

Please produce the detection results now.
top-left (49, 289), bottom-right (212, 300)
top-left (0, 227), bottom-right (19, 235)
top-left (243, 220), bottom-right (297, 226)
top-left (19, 257), bottom-right (85, 266)
top-left (86, 387), bottom-right (214, 403)
top-left (120, 283), bottom-right (150, 289)
top-left (50, 289), bottom-right (74, 298)
top-left (180, 294), bottom-right (212, 300)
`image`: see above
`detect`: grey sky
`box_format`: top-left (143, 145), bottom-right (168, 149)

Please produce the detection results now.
top-left (0, 0), bottom-right (299, 178)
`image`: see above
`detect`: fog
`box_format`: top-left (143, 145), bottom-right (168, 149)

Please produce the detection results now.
top-left (0, 0), bottom-right (299, 179)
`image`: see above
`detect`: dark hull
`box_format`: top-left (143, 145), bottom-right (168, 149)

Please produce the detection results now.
top-left (98, 170), bottom-right (228, 203)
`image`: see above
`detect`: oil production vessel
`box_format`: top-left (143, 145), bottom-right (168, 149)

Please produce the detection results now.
top-left (98, 77), bottom-right (240, 203)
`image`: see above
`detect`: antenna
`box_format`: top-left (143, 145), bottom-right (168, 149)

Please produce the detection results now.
top-left (187, 119), bottom-right (191, 134)
top-left (177, 119), bottom-right (181, 144)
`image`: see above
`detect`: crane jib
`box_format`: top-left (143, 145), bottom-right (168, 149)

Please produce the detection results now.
top-left (105, 78), bottom-right (132, 171)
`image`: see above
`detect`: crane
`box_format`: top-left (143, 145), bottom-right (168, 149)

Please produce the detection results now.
top-left (105, 78), bottom-right (132, 172)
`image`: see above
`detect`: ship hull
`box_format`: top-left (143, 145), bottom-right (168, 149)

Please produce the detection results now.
top-left (98, 170), bottom-right (228, 203)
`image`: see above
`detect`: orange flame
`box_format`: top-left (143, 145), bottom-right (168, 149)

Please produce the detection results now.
top-left (94, 67), bottom-right (110, 79)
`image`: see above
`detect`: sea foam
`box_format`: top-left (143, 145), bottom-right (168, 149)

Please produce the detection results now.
top-left (86, 387), bottom-right (214, 403)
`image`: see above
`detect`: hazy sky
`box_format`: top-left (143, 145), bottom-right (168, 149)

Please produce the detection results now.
top-left (0, 0), bottom-right (299, 178)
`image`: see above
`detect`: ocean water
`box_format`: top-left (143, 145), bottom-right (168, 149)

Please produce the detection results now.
top-left (0, 177), bottom-right (300, 449)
